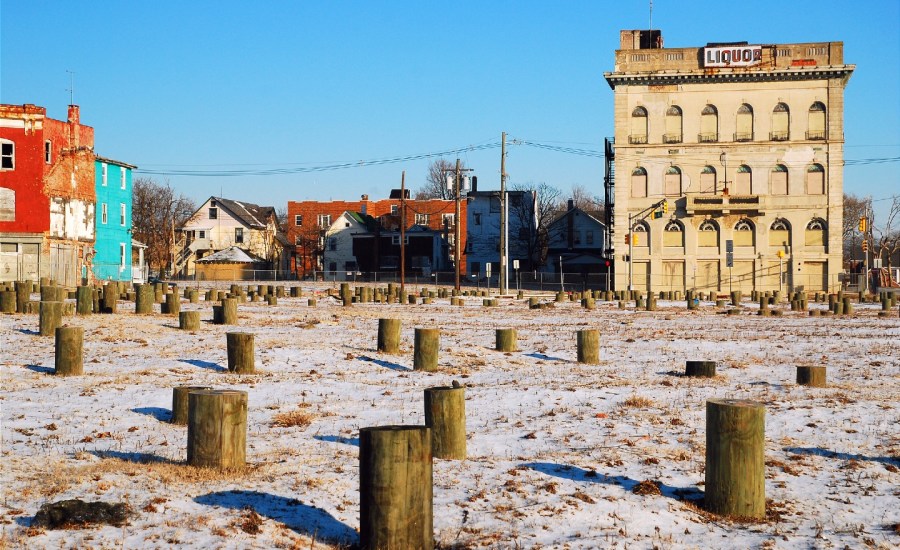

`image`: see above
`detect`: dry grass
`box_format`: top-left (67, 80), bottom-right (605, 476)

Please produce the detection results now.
top-left (271, 408), bottom-right (315, 428)
top-left (620, 394), bottom-right (655, 408)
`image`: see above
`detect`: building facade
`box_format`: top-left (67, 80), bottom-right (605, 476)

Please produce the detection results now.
top-left (604, 31), bottom-right (853, 293)
top-left (93, 157), bottom-right (136, 282)
top-left (0, 104), bottom-right (96, 285)
top-left (466, 190), bottom-right (537, 278)
top-left (545, 201), bottom-right (609, 275)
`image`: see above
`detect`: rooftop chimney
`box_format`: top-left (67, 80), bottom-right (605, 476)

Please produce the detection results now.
top-left (67, 105), bottom-right (80, 124)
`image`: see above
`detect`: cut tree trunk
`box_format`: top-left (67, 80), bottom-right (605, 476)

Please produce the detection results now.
top-left (187, 389), bottom-right (248, 469)
top-left (377, 318), bottom-right (401, 354)
top-left (172, 385), bottom-right (213, 425)
top-left (76, 286), bottom-right (93, 315)
top-left (495, 329), bottom-right (517, 352)
top-left (226, 332), bottom-right (255, 374)
top-left (685, 360), bottom-right (717, 378)
top-left (179, 311), bottom-right (201, 331)
top-left (55, 326), bottom-right (84, 376)
top-left (796, 366), bottom-right (826, 387)
top-left (577, 329), bottom-right (600, 364)
top-left (424, 385), bottom-right (466, 460)
top-left (705, 399), bottom-right (765, 519)
top-left (39, 301), bottom-right (63, 337)
top-left (414, 328), bottom-right (440, 371)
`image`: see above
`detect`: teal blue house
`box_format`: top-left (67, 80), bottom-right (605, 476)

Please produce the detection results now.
top-left (93, 157), bottom-right (137, 282)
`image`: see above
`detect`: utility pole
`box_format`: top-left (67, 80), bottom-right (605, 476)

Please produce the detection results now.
top-left (400, 170), bottom-right (406, 294)
top-left (442, 159), bottom-right (472, 291)
top-left (500, 131), bottom-right (508, 295)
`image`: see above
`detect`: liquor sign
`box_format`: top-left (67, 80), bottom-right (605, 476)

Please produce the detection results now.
top-left (704, 45), bottom-right (762, 67)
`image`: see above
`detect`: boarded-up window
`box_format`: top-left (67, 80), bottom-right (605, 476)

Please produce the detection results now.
top-left (771, 103), bottom-right (789, 140)
top-left (663, 220), bottom-right (683, 247)
top-left (662, 261), bottom-right (685, 291)
top-left (700, 105), bottom-right (718, 142)
top-left (734, 165), bottom-right (752, 195)
top-left (734, 219), bottom-right (754, 247)
top-left (808, 102), bottom-right (826, 139)
top-left (696, 260), bottom-right (719, 291)
top-left (698, 220), bottom-right (718, 248)
top-left (665, 166), bottom-right (682, 196)
top-left (0, 187), bottom-right (13, 221)
top-left (633, 222), bottom-right (648, 248)
top-left (769, 219), bottom-right (790, 248)
top-left (771, 164), bottom-right (788, 195)
top-left (630, 107), bottom-right (648, 143)
top-left (805, 218), bottom-right (826, 246)
top-left (801, 261), bottom-right (826, 291)
top-left (664, 105), bottom-right (682, 143)
top-left (700, 166), bottom-right (717, 193)
top-left (736, 104), bottom-right (754, 141)
top-left (631, 167), bottom-right (647, 198)
top-left (806, 164), bottom-right (825, 195)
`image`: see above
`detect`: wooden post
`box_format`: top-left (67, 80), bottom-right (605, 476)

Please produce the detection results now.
top-left (171, 385), bottom-right (213, 425)
top-left (179, 310), bottom-right (201, 331)
top-left (221, 298), bottom-right (238, 325)
top-left (705, 399), bottom-right (765, 518)
top-left (308, 298), bottom-right (317, 307)
top-left (187, 389), bottom-right (248, 469)
top-left (164, 292), bottom-right (181, 316)
top-left (54, 326), bottom-right (83, 376)
top-left (76, 286), bottom-right (92, 315)
top-left (1, 291), bottom-right (16, 313)
top-left (377, 318), bottom-right (401, 354)
top-left (685, 360), bottom-right (717, 377)
top-left (495, 329), bottom-right (517, 352)
top-left (796, 366), bottom-right (826, 387)
top-left (359, 425), bottom-right (433, 550)
top-left (414, 328), bottom-right (440, 371)
top-left (39, 301), bottom-right (63, 337)
top-left (101, 285), bottom-right (117, 314)
top-left (424, 385), bottom-right (466, 460)
top-left (577, 329), bottom-right (600, 364)
top-left (266, 294), bottom-right (277, 306)
top-left (226, 332), bottom-right (255, 374)
top-left (14, 281), bottom-right (30, 313)
top-left (135, 283), bottom-right (154, 314)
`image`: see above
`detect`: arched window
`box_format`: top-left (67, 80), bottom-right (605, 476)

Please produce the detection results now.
top-left (805, 218), bottom-right (827, 247)
top-left (630, 107), bottom-right (648, 144)
top-left (806, 163), bottom-right (825, 195)
top-left (698, 220), bottom-right (719, 248)
top-left (664, 166), bottom-right (682, 196)
top-left (631, 167), bottom-right (647, 198)
top-left (700, 165), bottom-right (717, 194)
top-left (734, 219), bottom-right (755, 247)
top-left (664, 105), bottom-right (683, 143)
top-left (808, 102), bottom-right (826, 140)
top-left (734, 165), bottom-right (752, 195)
top-left (632, 221), bottom-right (649, 247)
top-left (771, 164), bottom-right (789, 195)
top-left (771, 103), bottom-right (790, 141)
top-left (700, 104), bottom-right (718, 142)
top-left (769, 218), bottom-right (791, 248)
top-left (663, 220), bottom-right (684, 247)
top-left (736, 104), bottom-right (754, 141)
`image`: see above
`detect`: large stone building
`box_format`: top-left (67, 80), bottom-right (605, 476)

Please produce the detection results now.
top-left (604, 30), bottom-right (853, 293)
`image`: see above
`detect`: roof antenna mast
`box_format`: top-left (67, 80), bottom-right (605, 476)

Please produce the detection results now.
top-left (649, 0), bottom-right (653, 31)
top-left (66, 70), bottom-right (75, 105)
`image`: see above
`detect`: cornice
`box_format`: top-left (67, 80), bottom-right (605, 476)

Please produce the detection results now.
top-left (603, 65), bottom-right (855, 89)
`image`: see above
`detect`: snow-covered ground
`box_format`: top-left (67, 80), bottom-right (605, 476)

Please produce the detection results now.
top-left (2, 284), bottom-right (898, 549)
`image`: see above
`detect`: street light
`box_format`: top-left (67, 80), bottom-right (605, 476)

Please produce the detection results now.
top-left (442, 159), bottom-right (473, 291)
top-left (720, 151), bottom-right (728, 195)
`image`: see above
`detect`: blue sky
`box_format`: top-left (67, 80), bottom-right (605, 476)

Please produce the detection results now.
top-left (2, 1), bottom-right (897, 218)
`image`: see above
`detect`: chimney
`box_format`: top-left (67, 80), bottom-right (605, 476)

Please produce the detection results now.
top-left (361, 194), bottom-right (368, 215)
top-left (471, 176), bottom-right (478, 193)
top-left (67, 105), bottom-right (80, 125)
top-left (567, 199), bottom-right (575, 211)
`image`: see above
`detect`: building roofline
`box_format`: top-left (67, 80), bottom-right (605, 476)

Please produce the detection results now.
top-left (95, 156), bottom-right (137, 169)
top-left (604, 65), bottom-right (854, 89)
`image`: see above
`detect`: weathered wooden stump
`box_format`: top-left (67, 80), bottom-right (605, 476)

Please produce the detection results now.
top-left (424, 384), bottom-right (466, 460)
top-left (796, 366), bottom-right (826, 387)
top-left (187, 389), bottom-right (248, 469)
top-left (75, 286), bottom-right (93, 315)
top-left (0, 291), bottom-right (16, 313)
top-left (219, 298), bottom-right (238, 324)
top-left (266, 294), bottom-right (277, 306)
top-left (179, 310), bottom-right (201, 331)
top-left (841, 296), bottom-right (853, 315)
top-left (359, 425), bottom-right (433, 550)
top-left (377, 318), bottom-right (401, 354)
top-left (164, 292), bottom-right (181, 316)
top-left (39, 301), bottom-right (63, 337)
top-left (705, 399), bottom-right (765, 519)
top-left (528, 297), bottom-right (539, 309)
top-left (685, 360), bottom-right (717, 377)
top-left (495, 329), bottom-right (517, 352)
top-left (171, 385), bottom-right (213, 424)
top-left (308, 298), bottom-right (317, 307)
top-left (99, 286), bottom-right (117, 314)
top-left (134, 284), bottom-right (154, 314)
top-left (414, 328), bottom-right (440, 371)
top-left (15, 281), bottom-right (30, 313)
top-left (54, 326), bottom-right (84, 376)
top-left (226, 332), bottom-right (255, 374)
top-left (576, 329), bottom-right (600, 364)
top-left (290, 286), bottom-right (302, 298)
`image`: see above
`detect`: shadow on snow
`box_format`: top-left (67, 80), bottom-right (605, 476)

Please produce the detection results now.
top-left (523, 462), bottom-right (703, 502)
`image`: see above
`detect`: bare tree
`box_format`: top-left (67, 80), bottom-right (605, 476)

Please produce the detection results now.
top-left (274, 206), bottom-right (289, 234)
top-left (565, 184), bottom-right (605, 213)
top-left (842, 194), bottom-right (871, 263)
top-left (132, 177), bottom-right (196, 274)
top-left (415, 159), bottom-right (468, 200)
top-left (510, 182), bottom-right (562, 268)
top-left (873, 196), bottom-right (900, 269)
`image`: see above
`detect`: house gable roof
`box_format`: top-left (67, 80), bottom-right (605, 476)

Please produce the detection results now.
top-left (196, 246), bottom-right (265, 264)
top-left (211, 196), bottom-right (276, 230)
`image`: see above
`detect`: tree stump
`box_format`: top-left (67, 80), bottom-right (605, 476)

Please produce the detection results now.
top-left (171, 385), bottom-right (213, 425)
top-left (75, 286), bottom-right (92, 315)
top-left (187, 389), bottom-right (248, 469)
top-left (359, 425), bottom-right (433, 550)
top-left (100, 285), bottom-right (117, 314)
top-left (796, 366), bottom-right (826, 387)
top-left (495, 329), bottom-right (517, 352)
top-left (308, 298), bottom-right (317, 307)
top-left (577, 329), bottom-right (600, 364)
top-left (226, 332), bottom-right (255, 374)
top-left (377, 318), bottom-right (401, 354)
top-left (705, 399), bottom-right (765, 519)
top-left (424, 385), bottom-right (466, 460)
top-left (135, 284), bottom-right (154, 314)
top-left (39, 301), bottom-right (63, 337)
top-left (15, 281), bottom-right (30, 313)
top-left (685, 360), bottom-right (717, 377)
top-left (414, 328), bottom-right (440, 371)
top-left (179, 311), bottom-right (201, 331)
top-left (266, 294), bottom-right (277, 306)
top-left (290, 286), bottom-right (302, 298)
top-left (55, 326), bottom-right (83, 376)
top-left (528, 297), bottom-right (539, 309)
top-left (220, 298), bottom-right (238, 325)
top-left (342, 294), bottom-right (352, 307)
top-left (0, 291), bottom-right (16, 313)
top-left (841, 296), bottom-right (853, 315)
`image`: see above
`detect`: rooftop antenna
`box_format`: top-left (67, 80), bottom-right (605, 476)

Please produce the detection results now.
top-left (649, 0), bottom-right (653, 31)
top-left (66, 70), bottom-right (75, 105)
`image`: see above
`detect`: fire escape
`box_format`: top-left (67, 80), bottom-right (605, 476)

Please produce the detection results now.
top-left (603, 138), bottom-right (615, 259)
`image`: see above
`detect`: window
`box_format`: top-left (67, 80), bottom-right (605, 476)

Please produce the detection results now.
top-left (473, 213), bottom-right (482, 225)
top-left (328, 262), bottom-right (337, 272)
top-left (586, 230), bottom-right (594, 245)
top-left (101, 163), bottom-right (108, 186)
top-left (771, 164), bottom-right (789, 195)
top-left (120, 243), bottom-right (127, 267)
top-left (198, 230), bottom-right (206, 239)
top-left (573, 231), bottom-right (581, 245)
top-left (295, 235), bottom-right (303, 245)
top-left (294, 214), bottom-right (303, 226)
top-left (470, 261), bottom-right (481, 276)
top-left (1, 243), bottom-right (17, 253)
top-left (698, 220), bottom-right (719, 248)
top-left (631, 167), bottom-right (647, 198)
top-left (699, 105), bottom-right (718, 142)
top-left (317, 214), bottom-right (331, 228)
top-left (415, 213), bottom-right (429, 225)
top-left (120, 203), bottom-right (126, 226)
top-left (700, 166), bottom-right (717, 194)
top-left (633, 222), bottom-right (648, 248)
top-left (101, 203), bottom-right (108, 224)
top-left (391, 205), bottom-right (399, 215)
top-left (769, 219), bottom-right (790, 248)
top-left (328, 238), bottom-right (336, 251)
top-left (664, 166), bottom-right (682, 196)
top-left (391, 235), bottom-right (409, 245)
top-left (209, 207), bottom-right (218, 219)
top-left (0, 187), bottom-right (14, 221)
top-left (235, 227), bottom-right (244, 243)
top-left (0, 140), bottom-right (13, 170)
top-left (735, 104), bottom-right (754, 141)
top-left (806, 164), bottom-right (825, 195)
top-left (45, 141), bottom-right (52, 164)
top-left (630, 106), bottom-right (648, 144)
top-left (489, 196), bottom-right (501, 213)
top-left (442, 213), bottom-right (454, 227)
top-left (664, 105), bottom-right (682, 143)
top-left (734, 165), bottom-right (752, 195)
top-left (120, 169), bottom-right (126, 190)
top-left (805, 218), bottom-right (826, 246)
top-left (771, 103), bottom-right (790, 141)
top-left (663, 220), bottom-right (684, 247)
top-left (807, 102), bottom-right (826, 140)
top-left (734, 219), bottom-right (755, 247)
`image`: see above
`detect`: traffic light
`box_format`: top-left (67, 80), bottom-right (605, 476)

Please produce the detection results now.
top-left (653, 210), bottom-right (663, 219)
top-left (859, 217), bottom-right (867, 232)
top-left (624, 234), bottom-right (630, 245)
top-left (632, 233), bottom-right (640, 246)
top-left (862, 240), bottom-right (868, 252)
top-left (662, 201), bottom-right (669, 214)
